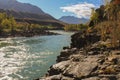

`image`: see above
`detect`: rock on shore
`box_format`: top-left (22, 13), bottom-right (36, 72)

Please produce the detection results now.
top-left (39, 32), bottom-right (120, 80)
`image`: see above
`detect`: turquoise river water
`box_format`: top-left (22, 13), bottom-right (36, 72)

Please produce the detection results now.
top-left (0, 30), bottom-right (74, 80)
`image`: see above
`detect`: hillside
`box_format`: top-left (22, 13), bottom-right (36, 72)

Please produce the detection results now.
top-left (0, 0), bottom-right (44, 14)
top-left (59, 16), bottom-right (89, 24)
top-left (0, 0), bottom-right (64, 27)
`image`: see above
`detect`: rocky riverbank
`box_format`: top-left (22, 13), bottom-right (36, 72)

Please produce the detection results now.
top-left (0, 30), bottom-right (59, 38)
top-left (39, 31), bottom-right (120, 80)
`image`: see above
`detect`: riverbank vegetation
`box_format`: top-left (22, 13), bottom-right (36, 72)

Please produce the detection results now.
top-left (64, 24), bottom-right (88, 31)
top-left (89, 0), bottom-right (120, 48)
top-left (0, 13), bottom-right (16, 35)
top-left (0, 13), bottom-right (58, 37)
top-left (64, 0), bottom-right (120, 49)
top-left (65, 0), bottom-right (120, 48)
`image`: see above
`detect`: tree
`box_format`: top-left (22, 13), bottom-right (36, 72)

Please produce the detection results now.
top-left (0, 13), bottom-right (7, 34)
top-left (90, 8), bottom-right (99, 26)
top-left (9, 16), bottom-right (17, 35)
top-left (0, 13), bottom-right (17, 36)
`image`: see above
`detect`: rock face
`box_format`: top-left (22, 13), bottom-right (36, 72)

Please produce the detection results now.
top-left (40, 32), bottom-right (120, 80)
top-left (71, 31), bottom-right (101, 48)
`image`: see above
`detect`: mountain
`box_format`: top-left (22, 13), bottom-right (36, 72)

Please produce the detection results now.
top-left (59, 16), bottom-right (89, 24)
top-left (0, 0), bottom-right (64, 27)
top-left (0, 0), bottom-right (45, 14)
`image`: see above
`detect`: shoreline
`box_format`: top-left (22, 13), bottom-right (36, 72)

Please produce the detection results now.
top-left (0, 31), bottom-right (72, 80)
top-left (0, 30), bottom-right (59, 38)
top-left (39, 31), bottom-right (120, 80)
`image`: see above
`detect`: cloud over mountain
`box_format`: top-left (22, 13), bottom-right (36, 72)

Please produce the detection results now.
top-left (60, 2), bottom-right (96, 18)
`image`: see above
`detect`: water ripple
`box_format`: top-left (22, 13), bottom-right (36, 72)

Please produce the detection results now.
top-left (0, 31), bottom-right (73, 80)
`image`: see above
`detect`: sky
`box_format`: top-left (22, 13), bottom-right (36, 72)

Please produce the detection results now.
top-left (17, 0), bottom-right (103, 19)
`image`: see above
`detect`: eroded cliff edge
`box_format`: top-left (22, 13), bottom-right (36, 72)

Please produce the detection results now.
top-left (40, 31), bottom-right (120, 80)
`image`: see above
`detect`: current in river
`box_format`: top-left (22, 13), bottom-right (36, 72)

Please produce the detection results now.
top-left (0, 30), bottom-right (74, 80)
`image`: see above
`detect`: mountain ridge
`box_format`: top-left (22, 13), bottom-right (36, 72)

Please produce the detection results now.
top-left (0, 0), bottom-right (45, 15)
top-left (0, 0), bottom-right (65, 27)
top-left (59, 16), bottom-right (89, 24)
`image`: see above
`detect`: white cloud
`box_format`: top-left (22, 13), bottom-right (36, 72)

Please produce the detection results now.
top-left (60, 2), bottom-right (96, 18)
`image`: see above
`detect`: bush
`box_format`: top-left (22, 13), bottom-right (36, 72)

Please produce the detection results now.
top-left (64, 24), bottom-right (88, 31)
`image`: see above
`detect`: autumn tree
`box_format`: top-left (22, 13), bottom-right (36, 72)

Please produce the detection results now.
top-left (0, 13), bottom-right (7, 34)
top-left (90, 8), bottom-right (99, 26)
top-left (100, 0), bottom-right (120, 47)
top-left (0, 13), bottom-right (17, 35)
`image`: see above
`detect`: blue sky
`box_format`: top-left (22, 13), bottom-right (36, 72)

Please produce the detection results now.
top-left (17, 0), bottom-right (103, 19)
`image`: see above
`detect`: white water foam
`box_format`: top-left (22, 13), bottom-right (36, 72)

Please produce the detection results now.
top-left (0, 39), bottom-right (29, 80)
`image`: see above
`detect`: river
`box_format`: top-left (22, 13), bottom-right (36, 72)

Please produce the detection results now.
top-left (0, 30), bottom-right (74, 80)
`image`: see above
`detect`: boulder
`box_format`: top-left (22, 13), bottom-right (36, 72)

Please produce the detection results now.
top-left (117, 74), bottom-right (120, 80)
top-left (48, 61), bottom-right (71, 76)
top-left (57, 48), bottom-right (78, 62)
top-left (63, 56), bottom-right (98, 79)
top-left (62, 76), bottom-right (74, 80)
top-left (45, 74), bottom-right (62, 80)
top-left (63, 46), bottom-right (70, 50)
